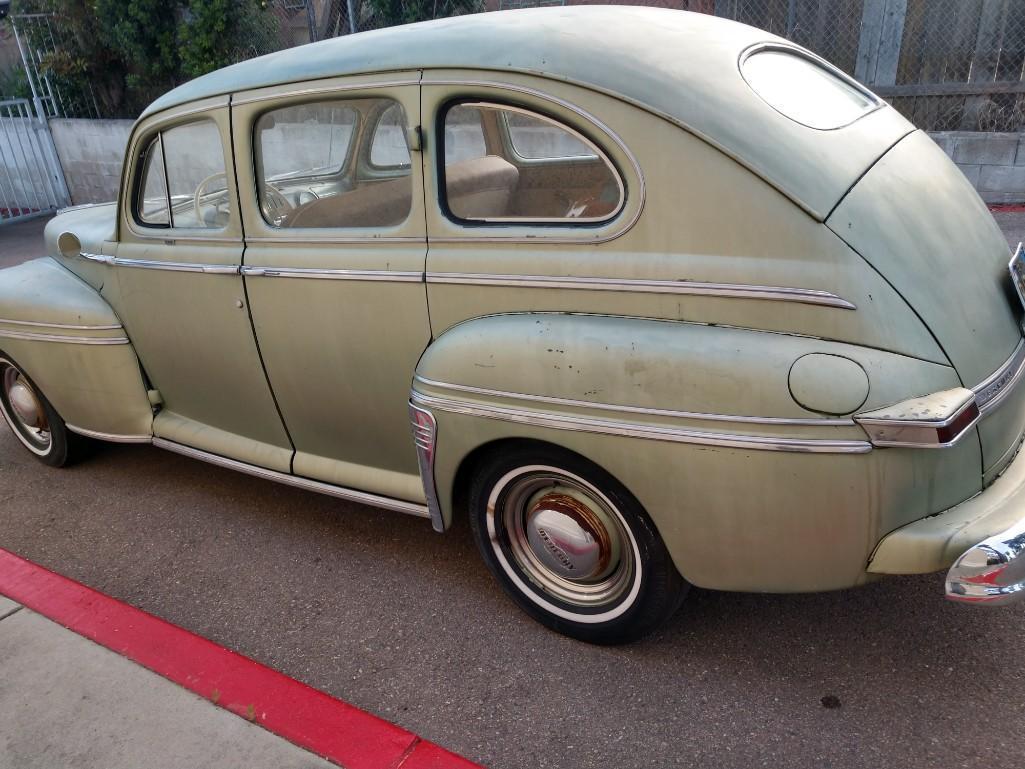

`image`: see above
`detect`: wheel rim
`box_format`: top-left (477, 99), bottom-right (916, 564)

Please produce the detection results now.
top-left (487, 465), bottom-right (640, 619)
top-left (0, 361), bottom-right (52, 455)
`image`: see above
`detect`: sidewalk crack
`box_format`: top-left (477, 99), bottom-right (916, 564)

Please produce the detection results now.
top-left (0, 604), bottom-right (23, 623)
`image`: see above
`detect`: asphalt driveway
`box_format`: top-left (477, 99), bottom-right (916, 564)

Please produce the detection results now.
top-left (2, 213), bottom-right (1025, 769)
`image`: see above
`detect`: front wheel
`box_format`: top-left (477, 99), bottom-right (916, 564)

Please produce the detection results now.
top-left (469, 444), bottom-right (688, 644)
top-left (0, 355), bottom-right (83, 467)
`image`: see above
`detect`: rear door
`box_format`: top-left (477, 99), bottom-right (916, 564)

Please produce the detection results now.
top-left (231, 74), bottom-right (430, 502)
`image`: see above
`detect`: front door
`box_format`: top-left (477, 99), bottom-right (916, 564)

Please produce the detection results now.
top-left (231, 75), bottom-right (430, 502)
top-left (112, 97), bottom-right (293, 471)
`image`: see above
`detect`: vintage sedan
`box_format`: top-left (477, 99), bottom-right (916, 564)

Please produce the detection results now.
top-left (2, 6), bottom-right (1023, 643)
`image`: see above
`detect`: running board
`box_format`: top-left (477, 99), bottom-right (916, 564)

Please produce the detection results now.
top-left (152, 437), bottom-right (431, 519)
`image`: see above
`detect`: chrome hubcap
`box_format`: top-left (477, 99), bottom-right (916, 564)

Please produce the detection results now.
top-left (493, 469), bottom-right (635, 610)
top-left (1, 363), bottom-right (51, 452)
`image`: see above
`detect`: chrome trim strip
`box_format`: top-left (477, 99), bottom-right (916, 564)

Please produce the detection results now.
top-left (241, 266), bottom-right (422, 282)
top-left (411, 391), bottom-right (872, 454)
top-left (113, 257), bottom-right (240, 274)
top-left (152, 437), bottom-right (431, 518)
top-left (244, 236), bottom-right (425, 245)
top-left (414, 375), bottom-right (856, 427)
top-left (409, 402), bottom-right (444, 532)
top-left (857, 391), bottom-right (978, 431)
top-left (425, 272), bottom-right (856, 310)
top-left (80, 252), bottom-right (115, 265)
top-left (974, 338), bottom-right (1025, 416)
top-left (0, 318), bottom-right (122, 331)
top-left (0, 329), bottom-right (130, 345)
top-left (232, 79), bottom-right (421, 106)
top-left (425, 79), bottom-right (645, 245)
top-left (66, 424), bottom-right (152, 443)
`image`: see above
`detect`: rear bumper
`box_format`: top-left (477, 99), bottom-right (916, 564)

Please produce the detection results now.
top-left (868, 437), bottom-right (1025, 604)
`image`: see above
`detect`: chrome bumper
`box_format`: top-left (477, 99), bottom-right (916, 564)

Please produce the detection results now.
top-left (946, 518), bottom-right (1025, 604)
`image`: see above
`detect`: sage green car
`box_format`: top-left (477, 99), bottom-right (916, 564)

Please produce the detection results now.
top-left (3, 6), bottom-right (1024, 643)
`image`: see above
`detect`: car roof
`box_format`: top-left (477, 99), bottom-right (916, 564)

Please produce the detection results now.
top-left (142, 6), bottom-right (913, 220)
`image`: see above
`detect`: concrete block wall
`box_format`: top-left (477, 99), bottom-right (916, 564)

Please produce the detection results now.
top-left (49, 119), bottom-right (135, 206)
top-left (930, 131), bottom-right (1025, 206)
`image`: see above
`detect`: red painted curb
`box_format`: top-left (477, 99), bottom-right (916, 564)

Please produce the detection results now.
top-left (990, 204), bottom-right (1025, 214)
top-left (0, 547), bottom-right (483, 769)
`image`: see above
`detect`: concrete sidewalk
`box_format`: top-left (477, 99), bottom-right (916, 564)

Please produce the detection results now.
top-left (0, 594), bottom-right (333, 769)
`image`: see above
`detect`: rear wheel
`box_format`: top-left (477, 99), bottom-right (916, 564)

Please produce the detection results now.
top-left (469, 443), bottom-right (688, 644)
top-left (0, 355), bottom-right (82, 467)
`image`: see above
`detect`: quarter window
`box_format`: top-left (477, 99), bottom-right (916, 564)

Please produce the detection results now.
top-left (441, 102), bottom-right (623, 224)
top-left (134, 119), bottom-right (230, 229)
top-left (255, 97), bottom-right (412, 229)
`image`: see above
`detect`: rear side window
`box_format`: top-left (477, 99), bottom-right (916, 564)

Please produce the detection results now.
top-left (742, 47), bottom-right (880, 130)
top-left (440, 101), bottom-right (623, 224)
top-left (134, 119), bottom-right (229, 229)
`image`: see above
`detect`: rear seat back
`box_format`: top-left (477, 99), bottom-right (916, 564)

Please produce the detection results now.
top-left (279, 155), bottom-right (520, 228)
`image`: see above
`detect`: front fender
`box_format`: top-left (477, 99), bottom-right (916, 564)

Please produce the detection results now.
top-left (0, 258), bottom-right (152, 440)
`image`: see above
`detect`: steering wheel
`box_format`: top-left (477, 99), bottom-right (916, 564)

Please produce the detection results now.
top-left (261, 183), bottom-right (293, 218)
top-left (193, 172), bottom-right (230, 224)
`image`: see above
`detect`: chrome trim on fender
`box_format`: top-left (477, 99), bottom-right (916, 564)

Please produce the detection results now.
top-left (425, 273), bottom-right (856, 310)
top-left (113, 257), bottom-right (240, 274)
top-left (0, 318), bottom-right (122, 331)
top-left (152, 437), bottom-right (431, 518)
top-left (241, 266), bottom-right (422, 282)
top-left (414, 375), bottom-right (856, 427)
top-left (79, 252), bottom-right (115, 265)
top-left (66, 424), bottom-right (152, 443)
top-left (0, 329), bottom-right (130, 345)
top-left (855, 388), bottom-right (981, 449)
top-left (974, 338), bottom-right (1025, 416)
top-left (410, 391), bottom-right (872, 454)
top-left (409, 402), bottom-right (444, 532)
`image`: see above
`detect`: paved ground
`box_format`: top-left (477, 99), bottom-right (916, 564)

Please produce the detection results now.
top-left (0, 597), bottom-right (334, 769)
top-left (2, 213), bottom-right (1025, 769)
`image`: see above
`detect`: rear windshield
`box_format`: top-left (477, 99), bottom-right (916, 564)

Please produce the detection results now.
top-left (742, 47), bottom-right (879, 130)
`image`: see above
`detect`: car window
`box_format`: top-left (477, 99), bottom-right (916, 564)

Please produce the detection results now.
top-left (255, 97), bottom-right (411, 229)
top-left (742, 48), bottom-right (879, 130)
top-left (441, 102), bottom-right (623, 224)
top-left (370, 102), bottom-right (411, 169)
top-left (137, 135), bottom-right (169, 226)
top-left (134, 119), bottom-right (230, 230)
top-left (503, 111), bottom-right (596, 160)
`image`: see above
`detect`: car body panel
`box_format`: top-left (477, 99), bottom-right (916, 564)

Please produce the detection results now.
top-left (0, 258), bottom-right (152, 438)
top-left (108, 97), bottom-right (294, 471)
top-left (827, 130), bottom-right (1023, 474)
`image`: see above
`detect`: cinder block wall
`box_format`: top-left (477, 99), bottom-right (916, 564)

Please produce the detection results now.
top-left (930, 132), bottom-right (1025, 206)
top-left (44, 118), bottom-right (1025, 207)
top-left (49, 119), bottom-right (134, 206)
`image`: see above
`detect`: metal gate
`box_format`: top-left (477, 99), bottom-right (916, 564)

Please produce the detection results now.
top-left (0, 98), bottom-right (70, 225)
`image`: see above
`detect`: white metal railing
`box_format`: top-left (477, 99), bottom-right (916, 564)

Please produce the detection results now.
top-left (0, 98), bottom-right (70, 224)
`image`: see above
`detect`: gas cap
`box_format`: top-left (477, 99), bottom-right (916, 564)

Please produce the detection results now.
top-left (788, 354), bottom-right (870, 415)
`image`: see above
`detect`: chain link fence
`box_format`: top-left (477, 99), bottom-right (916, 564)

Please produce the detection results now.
top-left (3, 0), bottom-right (1024, 131)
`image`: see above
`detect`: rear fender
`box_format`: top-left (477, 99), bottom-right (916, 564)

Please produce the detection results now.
top-left (0, 258), bottom-right (152, 440)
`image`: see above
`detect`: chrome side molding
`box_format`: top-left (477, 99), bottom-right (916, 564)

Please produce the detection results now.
top-left (0, 329), bottom-right (130, 345)
top-left (410, 391), bottom-right (872, 454)
top-left (425, 273), bottom-right (856, 310)
top-left (66, 424), bottom-right (152, 443)
top-left (241, 266), bottom-right (422, 282)
top-left (414, 375), bottom-right (856, 427)
top-left (152, 437), bottom-right (431, 519)
top-left (0, 318), bottom-right (122, 331)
